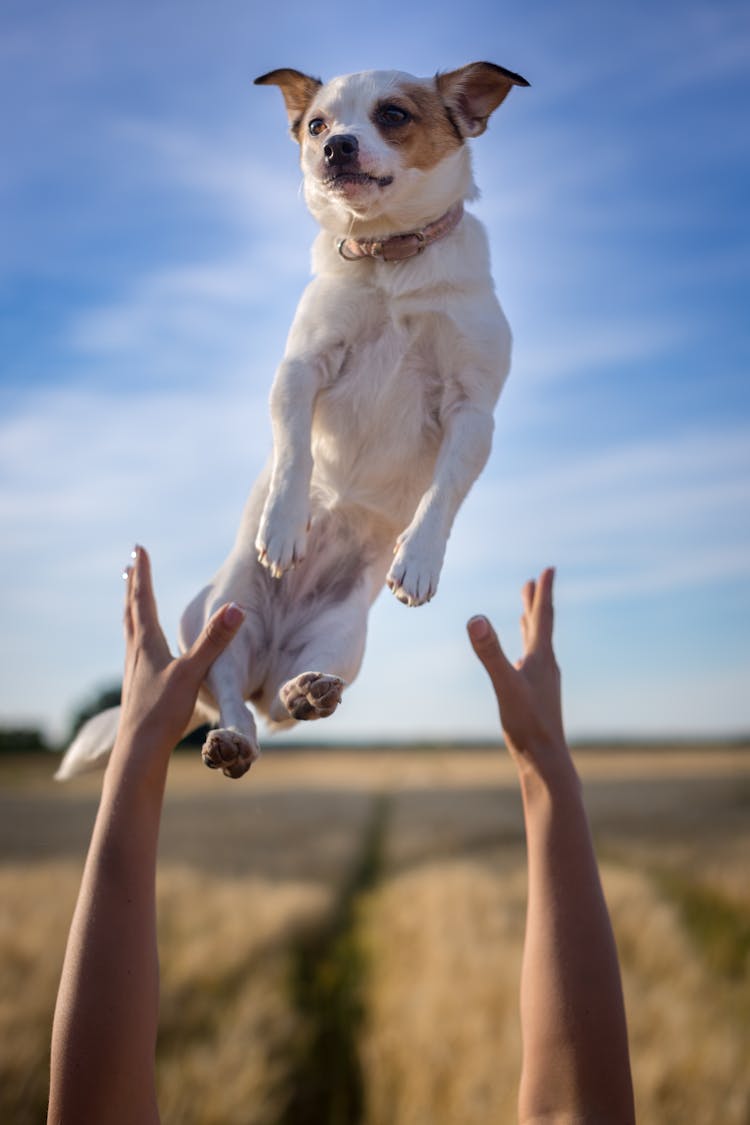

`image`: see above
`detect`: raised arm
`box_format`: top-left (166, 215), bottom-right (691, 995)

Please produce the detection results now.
top-left (467, 569), bottom-right (635, 1125)
top-left (48, 547), bottom-right (244, 1125)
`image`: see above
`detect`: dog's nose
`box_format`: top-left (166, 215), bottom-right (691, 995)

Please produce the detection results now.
top-left (324, 134), bottom-right (359, 167)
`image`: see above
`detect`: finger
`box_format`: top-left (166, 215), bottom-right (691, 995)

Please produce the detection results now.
top-left (529, 567), bottom-right (555, 652)
top-left (122, 563), bottom-right (135, 640)
top-left (518, 578), bottom-right (536, 655)
top-left (520, 609), bottom-right (530, 654)
top-left (184, 602), bottom-right (246, 679)
top-left (467, 615), bottom-right (516, 699)
top-left (131, 546), bottom-right (161, 636)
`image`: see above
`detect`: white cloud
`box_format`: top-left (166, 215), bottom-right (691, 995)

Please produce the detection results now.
top-left (0, 377), bottom-right (272, 734)
top-left (512, 319), bottom-right (685, 382)
top-left (114, 119), bottom-right (302, 227)
top-left (67, 254), bottom-right (298, 371)
top-left (640, 4), bottom-right (750, 93)
top-left (450, 426), bottom-right (750, 598)
top-left (9, 388), bottom-right (747, 741)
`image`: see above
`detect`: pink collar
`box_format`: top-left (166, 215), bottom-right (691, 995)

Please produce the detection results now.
top-left (337, 202), bottom-right (464, 263)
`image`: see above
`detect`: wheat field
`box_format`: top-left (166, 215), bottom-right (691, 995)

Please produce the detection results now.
top-left (1, 745), bottom-right (749, 1124)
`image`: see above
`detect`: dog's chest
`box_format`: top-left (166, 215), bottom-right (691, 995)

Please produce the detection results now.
top-left (316, 306), bottom-right (444, 436)
top-left (311, 298), bottom-right (450, 505)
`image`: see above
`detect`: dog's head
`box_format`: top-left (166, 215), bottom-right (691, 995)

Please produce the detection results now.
top-left (254, 63), bottom-right (528, 235)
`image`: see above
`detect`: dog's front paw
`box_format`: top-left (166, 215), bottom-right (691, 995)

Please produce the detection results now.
top-left (255, 495), bottom-right (310, 579)
top-left (202, 727), bottom-right (259, 779)
top-left (386, 529), bottom-right (444, 607)
top-left (280, 672), bottom-right (345, 720)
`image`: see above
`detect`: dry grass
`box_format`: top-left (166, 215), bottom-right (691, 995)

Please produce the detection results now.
top-left (1, 745), bottom-right (749, 1123)
top-left (155, 868), bottom-right (330, 1125)
top-left (0, 862), bottom-right (83, 1125)
top-left (606, 864), bottom-right (750, 1123)
top-left (0, 861), bottom-right (329, 1125)
top-left (359, 860), bottom-right (526, 1125)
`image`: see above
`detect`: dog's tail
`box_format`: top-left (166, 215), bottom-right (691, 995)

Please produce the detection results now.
top-left (55, 703), bottom-right (210, 781)
top-left (55, 707), bottom-right (122, 780)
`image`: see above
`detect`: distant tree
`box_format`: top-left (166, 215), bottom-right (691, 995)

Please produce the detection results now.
top-left (68, 683), bottom-right (122, 742)
top-left (0, 727), bottom-right (50, 753)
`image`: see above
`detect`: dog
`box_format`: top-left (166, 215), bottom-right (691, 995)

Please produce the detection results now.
top-left (56, 61), bottom-right (528, 782)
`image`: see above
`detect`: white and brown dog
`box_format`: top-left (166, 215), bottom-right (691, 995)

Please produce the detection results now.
top-left (57, 61), bottom-right (528, 781)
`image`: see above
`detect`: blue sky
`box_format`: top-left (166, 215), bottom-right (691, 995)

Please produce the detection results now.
top-left (1, 0), bottom-right (749, 746)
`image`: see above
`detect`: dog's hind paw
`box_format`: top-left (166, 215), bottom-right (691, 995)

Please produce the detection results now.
top-left (202, 727), bottom-right (259, 779)
top-left (281, 671), bottom-right (345, 720)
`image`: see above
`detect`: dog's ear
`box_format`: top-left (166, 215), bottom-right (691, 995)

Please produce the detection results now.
top-left (436, 62), bottom-right (529, 138)
top-left (254, 68), bottom-right (323, 140)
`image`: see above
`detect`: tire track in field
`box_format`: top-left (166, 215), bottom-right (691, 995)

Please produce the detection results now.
top-left (280, 794), bottom-right (390, 1125)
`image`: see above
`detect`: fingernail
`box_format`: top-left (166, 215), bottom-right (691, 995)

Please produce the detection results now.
top-left (467, 615), bottom-right (489, 640)
top-left (223, 602), bottom-right (246, 628)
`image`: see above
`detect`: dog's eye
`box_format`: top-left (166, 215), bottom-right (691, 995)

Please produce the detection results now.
top-left (308, 117), bottom-right (327, 137)
top-left (376, 104), bottom-right (411, 126)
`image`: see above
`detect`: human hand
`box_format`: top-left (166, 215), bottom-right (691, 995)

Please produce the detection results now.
top-left (115, 546), bottom-right (245, 766)
top-left (467, 568), bottom-right (570, 779)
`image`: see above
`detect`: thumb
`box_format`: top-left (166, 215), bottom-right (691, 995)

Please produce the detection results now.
top-left (467, 614), bottom-right (516, 698)
top-left (185, 602), bottom-right (246, 678)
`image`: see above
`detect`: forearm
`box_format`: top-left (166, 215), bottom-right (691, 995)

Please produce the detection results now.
top-left (517, 755), bottom-right (634, 1125)
top-left (48, 545), bottom-right (245, 1124)
top-left (48, 740), bottom-right (168, 1125)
